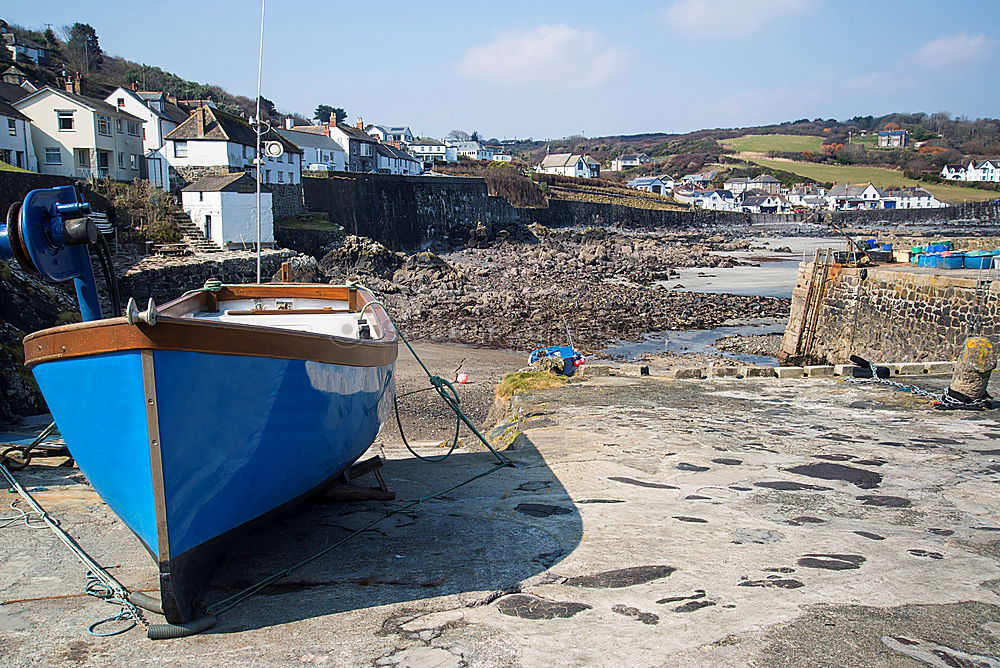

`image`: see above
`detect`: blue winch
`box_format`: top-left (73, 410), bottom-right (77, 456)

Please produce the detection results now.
top-left (1, 185), bottom-right (118, 321)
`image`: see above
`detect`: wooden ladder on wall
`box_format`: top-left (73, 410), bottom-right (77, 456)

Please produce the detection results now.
top-left (790, 248), bottom-right (834, 363)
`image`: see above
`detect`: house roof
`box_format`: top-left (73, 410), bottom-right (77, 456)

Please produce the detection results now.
top-left (751, 174), bottom-right (780, 183)
top-left (166, 105), bottom-right (303, 153)
top-left (878, 130), bottom-right (908, 136)
top-left (14, 86), bottom-right (145, 122)
top-left (376, 143), bottom-right (420, 162)
top-left (330, 122), bottom-right (377, 143)
top-left (628, 177), bottom-right (664, 186)
top-left (451, 140), bottom-right (484, 151)
top-left (884, 187), bottom-right (934, 198)
top-left (724, 177), bottom-right (751, 185)
top-left (584, 156), bottom-right (599, 166)
top-left (742, 196), bottom-right (774, 206)
top-left (410, 138), bottom-right (445, 146)
top-left (277, 128), bottom-right (343, 151)
top-left (0, 96), bottom-right (28, 122)
top-left (181, 172), bottom-right (271, 193)
top-left (828, 182), bottom-right (880, 198)
top-left (539, 153), bottom-right (580, 168)
top-left (0, 81), bottom-right (32, 105)
top-left (366, 124), bottom-right (412, 137)
top-left (700, 189), bottom-right (734, 198)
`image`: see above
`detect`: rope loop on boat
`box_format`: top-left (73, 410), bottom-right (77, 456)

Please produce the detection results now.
top-left (182, 278), bottom-right (224, 297)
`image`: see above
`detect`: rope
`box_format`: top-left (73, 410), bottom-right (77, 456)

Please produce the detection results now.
top-left (182, 278), bottom-right (223, 297)
top-left (0, 421), bottom-right (58, 471)
top-left (0, 459), bottom-right (148, 636)
top-left (207, 285), bottom-right (515, 617)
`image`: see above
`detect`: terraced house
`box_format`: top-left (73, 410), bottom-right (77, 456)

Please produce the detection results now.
top-left (13, 84), bottom-right (145, 181)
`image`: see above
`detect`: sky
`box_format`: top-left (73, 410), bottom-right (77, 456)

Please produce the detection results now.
top-left (5, 0), bottom-right (999, 140)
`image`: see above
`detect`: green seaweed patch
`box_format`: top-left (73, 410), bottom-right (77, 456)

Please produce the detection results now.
top-left (496, 371), bottom-right (568, 399)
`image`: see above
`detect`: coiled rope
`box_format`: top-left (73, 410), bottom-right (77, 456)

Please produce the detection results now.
top-left (182, 278), bottom-right (224, 297)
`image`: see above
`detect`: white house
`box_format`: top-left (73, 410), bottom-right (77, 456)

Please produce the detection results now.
top-left (408, 138), bottom-right (456, 166)
top-left (449, 140), bottom-right (493, 161)
top-left (536, 153), bottom-right (600, 178)
top-left (375, 143), bottom-right (423, 175)
top-left (162, 105), bottom-right (303, 186)
top-left (680, 170), bottom-right (717, 187)
top-left (180, 173), bottom-right (273, 249)
top-left (723, 177), bottom-right (751, 194)
top-left (490, 152), bottom-right (513, 163)
top-left (365, 124), bottom-right (414, 145)
top-left (881, 187), bottom-right (946, 209)
top-left (105, 87), bottom-right (189, 190)
top-left (740, 195), bottom-right (781, 213)
top-left (277, 127), bottom-right (346, 172)
top-left (609, 153), bottom-right (648, 171)
top-left (941, 164), bottom-right (966, 180)
top-left (0, 98), bottom-right (36, 170)
top-left (695, 189), bottom-right (737, 211)
top-left (328, 118), bottom-right (379, 172)
top-left (965, 160), bottom-right (1000, 183)
top-left (627, 176), bottom-right (668, 194)
top-left (786, 184), bottom-right (826, 206)
top-left (826, 182), bottom-right (883, 210)
top-left (13, 85), bottom-right (145, 181)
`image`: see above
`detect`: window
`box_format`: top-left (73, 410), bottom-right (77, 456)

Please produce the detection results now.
top-left (76, 149), bottom-right (90, 168)
top-left (116, 118), bottom-right (123, 133)
top-left (44, 147), bottom-right (62, 164)
top-left (174, 141), bottom-right (188, 158)
top-left (130, 154), bottom-right (139, 170)
top-left (7, 118), bottom-right (15, 136)
top-left (57, 111), bottom-right (74, 131)
top-left (98, 116), bottom-right (111, 136)
top-left (360, 143), bottom-right (372, 157)
top-left (116, 97), bottom-right (125, 107)
top-left (117, 152), bottom-right (124, 169)
top-left (127, 121), bottom-right (140, 136)
top-left (277, 171), bottom-right (284, 183)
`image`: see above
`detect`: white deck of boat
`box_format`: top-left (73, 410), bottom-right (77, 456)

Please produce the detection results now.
top-left (184, 297), bottom-right (384, 339)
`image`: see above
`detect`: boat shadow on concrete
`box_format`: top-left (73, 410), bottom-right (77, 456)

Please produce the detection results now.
top-left (202, 433), bottom-right (582, 633)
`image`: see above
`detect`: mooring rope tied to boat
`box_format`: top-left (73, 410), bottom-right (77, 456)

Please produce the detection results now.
top-left (0, 461), bottom-right (149, 636)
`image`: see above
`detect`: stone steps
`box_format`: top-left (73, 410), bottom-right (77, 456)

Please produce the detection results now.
top-left (168, 213), bottom-right (224, 253)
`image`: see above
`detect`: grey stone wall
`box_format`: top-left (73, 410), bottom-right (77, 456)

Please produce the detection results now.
top-left (119, 249), bottom-right (295, 302)
top-left (169, 165), bottom-right (240, 191)
top-left (270, 183), bottom-right (304, 218)
top-left (0, 171), bottom-right (75, 220)
top-left (830, 201), bottom-right (1000, 227)
top-left (780, 262), bottom-right (1000, 364)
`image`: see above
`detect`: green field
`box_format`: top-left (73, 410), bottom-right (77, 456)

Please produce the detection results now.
top-left (748, 157), bottom-right (997, 203)
top-left (720, 134), bottom-right (824, 153)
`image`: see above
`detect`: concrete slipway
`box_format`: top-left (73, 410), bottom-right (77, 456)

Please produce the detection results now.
top-left (2, 372), bottom-right (999, 667)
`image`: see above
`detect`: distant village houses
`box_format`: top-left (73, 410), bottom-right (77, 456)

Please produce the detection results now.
top-left (450, 140), bottom-right (493, 161)
top-left (878, 130), bottom-right (909, 148)
top-left (408, 138), bottom-right (457, 168)
top-left (626, 175), bottom-right (670, 194)
top-left (365, 124), bottom-right (414, 145)
top-left (277, 124), bottom-right (346, 173)
top-left (609, 153), bottom-right (648, 171)
top-left (940, 159), bottom-right (1000, 183)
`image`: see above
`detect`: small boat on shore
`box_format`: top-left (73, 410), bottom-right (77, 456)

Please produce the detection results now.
top-left (22, 282), bottom-right (398, 624)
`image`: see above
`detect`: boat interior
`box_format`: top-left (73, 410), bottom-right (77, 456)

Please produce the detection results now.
top-left (161, 285), bottom-right (390, 340)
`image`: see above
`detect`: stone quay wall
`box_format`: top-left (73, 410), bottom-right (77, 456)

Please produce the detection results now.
top-left (779, 262), bottom-right (1000, 365)
top-left (119, 249), bottom-right (295, 302)
top-left (831, 201), bottom-right (1000, 228)
top-left (0, 171), bottom-right (75, 220)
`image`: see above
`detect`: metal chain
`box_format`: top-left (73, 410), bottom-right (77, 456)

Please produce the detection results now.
top-left (846, 360), bottom-right (993, 410)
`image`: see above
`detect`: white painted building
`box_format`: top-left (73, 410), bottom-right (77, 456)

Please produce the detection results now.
top-left (947, 159), bottom-right (1000, 183)
top-left (277, 127), bottom-right (346, 172)
top-left (536, 153), bottom-right (600, 178)
top-left (449, 140), bottom-right (493, 161)
top-left (180, 172), bottom-right (273, 249)
top-left (0, 98), bottom-right (36, 170)
top-left (162, 105), bottom-right (303, 185)
top-left (13, 86), bottom-right (145, 181)
top-left (609, 153), bottom-right (648, 171)
top-left (695, 189), bottom-right (737, 211)
top-left (365, 124), bottom-right (414, 145)
top-left (740, 195), bottom-right (782, 213)
top-left (627, 176), bottom-right (669, 194)
top-left (881, 187), bottom-right (947, 209)
top-left (104, 87), bottom-right (189, 190)
top-left (490, 152), bottom-right (513, 163)
top-left (826, 182), bottom-right (883, 210)
top-left (375, 143), bottom-right (423, 175)
top-left (408, 138), bottom-right (456, 166)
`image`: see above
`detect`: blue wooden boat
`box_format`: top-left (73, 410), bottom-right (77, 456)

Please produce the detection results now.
top-left (22, 283), bottom-right (398, 624)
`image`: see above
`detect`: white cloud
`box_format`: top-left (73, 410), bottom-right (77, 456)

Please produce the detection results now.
top-left (664, 0), bottom-right (816, 37)
top-left (457, 25), bottom-right (628, 89)
top-left (910, 33), bottom-right (992, 68)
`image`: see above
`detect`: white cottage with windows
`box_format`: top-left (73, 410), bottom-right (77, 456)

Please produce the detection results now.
top-left (13, 85), bottom-right (145, 180)
top-left (161, 105), bottom-right (303, 186)
top-left (180, 172), bottom-right (273, 249)
top-left (277, 127), bottom-right (346, 172)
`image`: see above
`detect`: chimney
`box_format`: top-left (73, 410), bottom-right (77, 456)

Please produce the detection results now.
top-left (355, 117), bottom-right (364, 130)
top-left (63, 73), bottom-right (74, 94)
top-left (130, 81), bottom-right (138, 91)
top-left (196, 106), bottom-right (206, 136)
top-left (72, 72), bottom-right (82, 95)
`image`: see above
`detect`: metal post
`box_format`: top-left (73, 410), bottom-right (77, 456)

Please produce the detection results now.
top-left (254, 0), bottom-right (266, 284)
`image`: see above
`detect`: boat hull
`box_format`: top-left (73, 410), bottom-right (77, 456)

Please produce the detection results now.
top-left (32, 348), bottom-right (395, 622)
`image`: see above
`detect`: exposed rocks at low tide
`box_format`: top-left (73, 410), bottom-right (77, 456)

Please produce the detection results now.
top-left (315, 226), bottom-right (790, 352)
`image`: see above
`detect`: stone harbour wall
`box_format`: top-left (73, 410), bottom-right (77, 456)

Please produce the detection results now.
top-left (831, 201), bottom-right (1000, 228)
top-left (779, 262), bottom-right (1000, 365)
top-left (119, 248), bottom-right (295, 302)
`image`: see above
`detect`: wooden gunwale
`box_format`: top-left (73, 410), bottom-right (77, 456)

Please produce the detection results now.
top-left (23, 285), bottom-right (398, 368)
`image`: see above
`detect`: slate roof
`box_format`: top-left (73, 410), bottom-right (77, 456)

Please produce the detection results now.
top-left (724, 177), bottom-right (751, 185)
top-left (330, 122), bottom-right (377, 142)
top-left (277, 128), bottom-right (343, 151)
top-left (367, 124), bottom-right (412, 137)
top-left (376, 143), bottom-right (420, 161)
top-left (410, 137), bottom-right (445, 146)
top-left (828, 183), bottom-right (880, 198)
top-left (751, 174), bottom-right (780, 183)
top-left (0, 96), bottom-right (28, 122)
top-left (883, 187), bottom-right (934, 198)
top-left (539, 153), bottom-right (580, 168)
top-left (628, 177), bottom-right (664, 187)
top-left (166, 106), bottom-right (303, 153)
top-left (15, 86), bottom-right (145, 122)
top-left (114, 88), bottom-right (189, 124)
top-left (0, 81), bottom-right (32, 104)
top-left (742, 196), bottom-right (775, 206)
top-left (181, 172), bottom-right (270, 193)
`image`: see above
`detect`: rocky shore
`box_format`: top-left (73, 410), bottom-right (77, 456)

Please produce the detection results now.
top-left (309, 225), bottom-right (790, 353)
